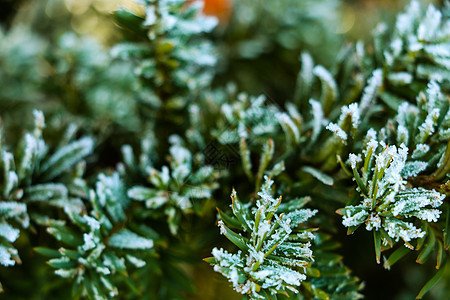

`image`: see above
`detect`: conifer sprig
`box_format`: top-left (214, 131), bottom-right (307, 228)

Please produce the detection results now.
top-left (206, 177), bottom-right (317, 299)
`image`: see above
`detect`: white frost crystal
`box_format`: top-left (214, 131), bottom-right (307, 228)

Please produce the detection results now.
top-left (384, 218), bottom-right (425, 243)
top-left (343, 209), bottom-right (368, 227)
top-left (365, 213), bottom-right (381, 231)
top-left (359, 69), bottom-right (383, 112)
top-left (81, 232), bottom-right (98, 251)
top-left (0, 245), bottom-right (17, 267)
top-left (348, 153), bottom-right (362, 169)
top-left (339, 103), bottom-right (360, 129)
top-left (411, 209), bottom-right (441, 222)
top-left (326, 123), bottom-right (348, 141)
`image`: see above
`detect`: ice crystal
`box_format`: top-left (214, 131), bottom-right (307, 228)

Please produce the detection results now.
top-left (340, 103), bottom-right (360, 129)
top-left (326, 123), bottom-right (348, 142)
top-left (359, 69), bottom-right (383, 113)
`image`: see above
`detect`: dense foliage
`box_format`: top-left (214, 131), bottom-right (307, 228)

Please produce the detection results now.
top-left (0, 0), bottom-right (449, 299)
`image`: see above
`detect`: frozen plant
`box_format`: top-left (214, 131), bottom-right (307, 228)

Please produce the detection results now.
top-left (337, 139), bottom-right (445, 262)
top-left (206, 177), bottom-right (317, 299)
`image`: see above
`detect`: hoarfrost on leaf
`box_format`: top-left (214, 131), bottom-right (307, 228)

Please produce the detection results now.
top-left (359, 69), bottom-right (383, 113)
top-left (108, 229), bottom-right (153, 250)
top-left (0, 245), bottom-right (17, 267)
